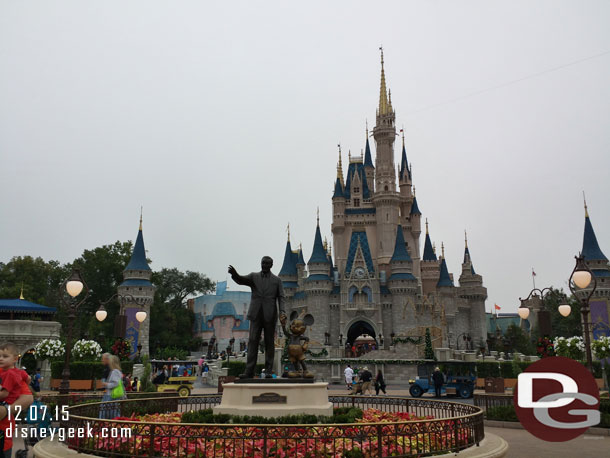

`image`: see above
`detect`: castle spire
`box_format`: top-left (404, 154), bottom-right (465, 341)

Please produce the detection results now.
top-left (391, 225), bottom-right (412, 262)
top-left (139, 206), bottom-right (143, 231)
top-left (378, 46), bottom-right (389, 116)
top-left (308, 215), bottom-right (330, 265)
top-left (582, 201), bottom-right (607, 261)
top-left (364, 122), bottom-right (374, 168)
top-left (584, 191), bottom-right (589, 218)
top-left (337, 144), bottom-right (344, 184)
top-left (287, 223), bottom-right (290, 242)
top-left (125, 213), bottom-right (151, 272)
top-left (422, 219), bottom-right (437, 261)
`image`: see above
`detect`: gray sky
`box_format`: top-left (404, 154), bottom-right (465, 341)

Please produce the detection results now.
top-left (1, 1), bottom-right (609, 313)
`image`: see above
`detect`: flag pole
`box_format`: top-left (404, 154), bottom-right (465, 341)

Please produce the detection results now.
top-left (532, 268), bottom-right (536, 290)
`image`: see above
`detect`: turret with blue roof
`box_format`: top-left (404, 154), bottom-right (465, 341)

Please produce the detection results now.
top-left (581, 199), bottom-right (610, 280)
top-left (422, 219), bottom-right (437, 262)
top-left (388, 225), bottom-right (417, 285)
top-left (306, 211), bottom-right (332, 285)
top-left (279, 224), bottom-right (299, 290)
top-left (437, 243), bottom-right (454, 287)
top-left (117, 212), bottom-right (156, 356)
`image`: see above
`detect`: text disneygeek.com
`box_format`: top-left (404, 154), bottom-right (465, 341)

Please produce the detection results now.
top-left (8, 423), bottom-right (132, 442)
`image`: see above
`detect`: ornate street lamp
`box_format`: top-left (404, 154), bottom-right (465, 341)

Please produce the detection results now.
top-left (95, 293), bottom-right (148, 339)
top-left (567, 254), bottom-right (596, 372)
top-left (518, 287), bottom-right (570, 334)
top-left (59, 269), bottom-right (89, 395)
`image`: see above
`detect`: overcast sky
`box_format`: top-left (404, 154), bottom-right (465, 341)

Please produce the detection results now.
top-left (1, 1), bottom-right (609, 313)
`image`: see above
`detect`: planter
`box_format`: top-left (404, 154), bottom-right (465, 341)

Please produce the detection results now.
top-left (50, 379), bottom-right (94, 390)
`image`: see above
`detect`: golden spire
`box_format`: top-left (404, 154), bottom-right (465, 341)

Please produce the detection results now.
top-left (401, 125), bottom-right (405, 148)
top-left (316, 207), bottom-right (320, 226)
top-left (425, 218), bottom-right (429, 234)
top-left (413, 186), bottom-right (416, 197)
top-left (432, 242), bottom-right (436, 254)
top-left (328, 242), bottom-right (332, 256)
top-left (299, 242), bottom-right (303, 252)
top-left (19, 282), bottom-right (24, 300)
top-left (323, 237), bottom-right (328, 251)
top-left (378, 46), bottom-right (389, 115)
top-left (441, 242), bottom-right (445, 259)
top-left (388, 88), bottom-right (393, 112)
top-left (139, 206), bottom-right (143, 231)
top-left (337, 144), bottom-right (344, 184)
top-left (583, 191), bottom-right (589, 217)
top-left (348, 149), bottom-right (351, 162)
top-left (287, 223), bottom-right (290, 242)
top-left (465, 230), bottom-right (468, 248)
top-left (365, 119), bottom-right (369, 138)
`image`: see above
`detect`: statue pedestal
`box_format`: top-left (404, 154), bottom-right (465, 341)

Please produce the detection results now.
top-left (213, 382), bottom-right (333, 418)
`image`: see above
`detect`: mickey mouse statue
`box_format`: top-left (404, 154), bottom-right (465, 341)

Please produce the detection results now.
top-left (281, 311), bottom-right (315, 378)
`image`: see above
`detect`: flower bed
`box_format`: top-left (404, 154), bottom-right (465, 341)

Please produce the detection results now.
top-left (71, 407), bottom-right (475, 457)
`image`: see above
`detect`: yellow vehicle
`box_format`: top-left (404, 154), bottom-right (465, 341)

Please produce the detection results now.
top-left (150, 359), bottom-right (197, 397)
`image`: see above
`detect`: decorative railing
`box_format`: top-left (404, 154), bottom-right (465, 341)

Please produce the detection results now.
top-left (62, 395), bottom-right (484, 457)
top-left (473, 393), bottom-right (514, 412)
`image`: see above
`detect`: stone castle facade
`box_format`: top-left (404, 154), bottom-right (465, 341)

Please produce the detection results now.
top-left (279, 51), bottom-right (487, 355)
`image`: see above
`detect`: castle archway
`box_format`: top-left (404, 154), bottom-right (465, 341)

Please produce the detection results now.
top-left (346, 320), bottom-right (376, 346)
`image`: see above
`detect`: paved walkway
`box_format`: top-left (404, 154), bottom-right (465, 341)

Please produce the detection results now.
top-left (485, 426), bottom-right (609, 457)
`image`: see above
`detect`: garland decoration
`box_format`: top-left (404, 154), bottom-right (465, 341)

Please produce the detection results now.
top-left (305, 348), bottom-right (329, 358)
top-left (391, 336), bottom-right (423, 345)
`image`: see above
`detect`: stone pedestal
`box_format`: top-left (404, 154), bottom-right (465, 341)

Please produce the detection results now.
top-left (214, 382), bottom-right (333, 418)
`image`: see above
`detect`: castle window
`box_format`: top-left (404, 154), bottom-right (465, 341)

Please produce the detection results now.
top-left (354, 187), bottom-right (360, 193)
top-left (354, 198), bottom-right (360, 207)
top-left (384, 185), bottom-right (388, 191)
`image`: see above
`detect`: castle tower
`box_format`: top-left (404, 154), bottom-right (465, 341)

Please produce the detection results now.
top-left (580, 201), bottom-right (610, 304)
top-left (458, 232), bottom-right (488, 346)
top-left (117, 214), bottom-right (155, 357)
top-left (279, 225), bottom-right (299, 294)
top-left (421, 219), bottom-right (440, 294)
top-left (305, 214), bottom-right (333, 344)
top-left (372, 48), bottom-right (400, 268)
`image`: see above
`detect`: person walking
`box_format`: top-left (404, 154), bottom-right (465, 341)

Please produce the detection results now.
top-left (100, 355), bottom-right (125, 419)
top-left (374, 370), bottom-right (387, 395)
top-left (432, 367), bottom-right (444, 398)
top-left (344, 364), bottom-right (354, 391)
top-left (360, 367), bottom-right (373, 395)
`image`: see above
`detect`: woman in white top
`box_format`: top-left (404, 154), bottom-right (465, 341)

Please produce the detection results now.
top-left (99, 355), bottom-right (124, 419)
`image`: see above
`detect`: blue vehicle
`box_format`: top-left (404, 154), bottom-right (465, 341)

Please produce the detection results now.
top-left (409, 363), bottom-right (475, 399)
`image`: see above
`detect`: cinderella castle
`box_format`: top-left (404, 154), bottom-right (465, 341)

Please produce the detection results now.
top-left (278, 51), bottom-right (487, 356)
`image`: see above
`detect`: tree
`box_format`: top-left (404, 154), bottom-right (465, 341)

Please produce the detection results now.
top-left (0, 256), bottom-right (67, 307)
top-left (152, 268), bottom-right (214, 309)
top-left (66, 241), bottom-right (134, 346)
top-left (539, 288), bottom-right (582, 338)
top-left (424, 328), bottom-right (436, 360)
top-left (149, 268), bottom-right (214, 354)
top-left (504, 323), bottom-right (535, 355)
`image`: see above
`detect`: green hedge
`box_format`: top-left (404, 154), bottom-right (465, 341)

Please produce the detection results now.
top-left (51, 361), bottom-right (135, 379)
top-left (486, 405), bottom-right (518, 422)
top-left (221, 361), bottom-right (265, 377)
top-left (181, 407), bottom-right (363, 425)
top-left (474, 361), bottom-right (532, 378)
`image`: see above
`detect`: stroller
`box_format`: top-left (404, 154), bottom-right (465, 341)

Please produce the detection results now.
top-left (15, 399), bottom-right (54, 458)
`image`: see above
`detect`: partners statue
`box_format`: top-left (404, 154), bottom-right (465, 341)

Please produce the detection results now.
top-left (282, 311), bottom-right (315, 378)
top-left (228, 256), bottom-right (286, 379)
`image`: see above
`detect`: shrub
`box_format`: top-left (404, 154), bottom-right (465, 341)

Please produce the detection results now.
top-left (180, 407), bottom-right (363, 425)
top-left (553, 336), bottom-right (585, 360)
top-left (221, 361), bottom-right (265, 377)
top-left (486, 405), bottom-right (517, 422)
top-left (51, 361), bottom-right (134, 379)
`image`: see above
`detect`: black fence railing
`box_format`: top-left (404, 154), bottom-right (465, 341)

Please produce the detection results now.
top-left (473, 393), bottom-right (513, 412)
top-left (61, 395), bottom-right (484, 457)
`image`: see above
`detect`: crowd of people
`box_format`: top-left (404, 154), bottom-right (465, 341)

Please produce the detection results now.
top-left (343, 364), bottom-right (387, 395)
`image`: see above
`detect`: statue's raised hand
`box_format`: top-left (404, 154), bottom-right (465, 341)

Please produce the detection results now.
top-left (228, 265), bottom-right (237, 276)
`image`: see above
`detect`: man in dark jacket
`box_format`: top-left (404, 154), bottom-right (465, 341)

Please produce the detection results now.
top-left (229, 256), bottom-right (286, 378)
top-left (432, 367), bottom-right (444, 397)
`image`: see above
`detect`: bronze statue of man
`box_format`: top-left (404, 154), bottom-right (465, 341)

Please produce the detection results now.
top-left (228, 256), bottom-right (287, 378)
